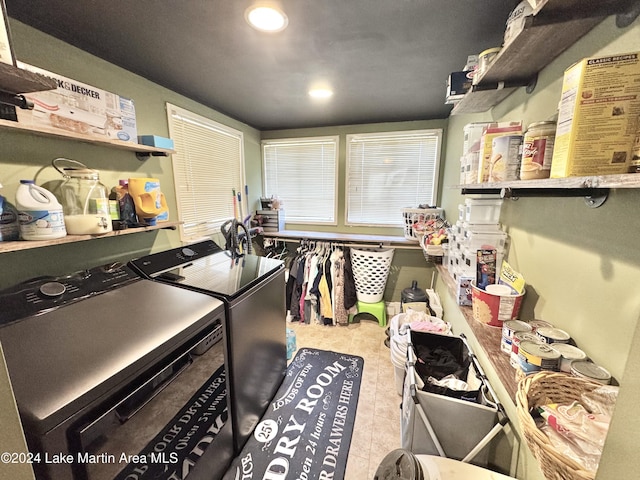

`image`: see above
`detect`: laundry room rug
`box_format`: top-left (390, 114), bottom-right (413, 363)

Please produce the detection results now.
top-left (223, 347), bottom-right (364, 480)
top-left (114, 364), bottom-right (227, 480)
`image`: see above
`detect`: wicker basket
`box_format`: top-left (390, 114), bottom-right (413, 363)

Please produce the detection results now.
top-left (516, 371), bottom-right (604, 480)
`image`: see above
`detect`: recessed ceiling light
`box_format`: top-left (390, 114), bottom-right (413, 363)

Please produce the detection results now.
top-left (245, 5), bottom-right (288, 33)
top-left (308, 88), bottom-right (334, 99)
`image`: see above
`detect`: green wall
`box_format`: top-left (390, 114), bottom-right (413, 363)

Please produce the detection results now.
top-left (439, 15), bottom-right (640, 480)
top-left (0, 21), bottom-right (262, 289)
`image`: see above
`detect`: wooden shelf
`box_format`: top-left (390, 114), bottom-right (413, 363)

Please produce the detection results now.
top-left (0, 221), bottom-right (181, 254)
top-left (0, 119), bottom-right (175, 156)
top-left (452, 173), bottom-right (640, 191)
top-left (451, 0), bottom-right (638, 115)
top-left (0, 62), bottom-right (57, 95)
top-left (436, 265), bottom-right (518, 402)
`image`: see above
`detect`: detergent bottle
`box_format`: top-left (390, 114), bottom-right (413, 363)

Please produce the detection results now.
top-left (128, 177), bottom-right (169, 226)
top-left (0, 183), bottom-right (20, 241)
top-left (16, 180), bottom-right (67, 240)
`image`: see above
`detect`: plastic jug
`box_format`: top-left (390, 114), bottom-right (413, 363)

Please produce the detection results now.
top-left (401, 280), bottom-right (429, 314)
top-left (128, 177), bottom-right (169, 226)
top-left (53, 158), bottom-right (112, 235)
top-left (0, 183), bottom-right (20, 241)
top-left (16, 180), bottom-right (67, 240)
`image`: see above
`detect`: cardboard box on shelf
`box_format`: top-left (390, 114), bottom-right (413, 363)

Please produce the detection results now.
top-left (16, 61), bottom-right (138, 143)
top-left (551, 52), bottom-right (640, 178)
top-left (446, 70), bottom-right (474, 104)
top-left (138, 135), bottom-right (174, 150)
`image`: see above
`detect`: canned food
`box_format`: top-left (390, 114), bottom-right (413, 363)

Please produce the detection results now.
top-left (489, 135), bottom-right (523, 182)
top-left (510, 332), bottom-right (540, 368)
top-left (520, 121), bottom-right (556, 180)
top-left (571, 360), bottom-right (612, 385)
top-left (518, 341), bottom-right (560, 374)
top-left (550, 343), bottom-right (588, 373)
top-left (536, 326), bottom-right (571, 344)
top-left (528, 319), bottom-right (553, 332)
top-left (501, 320), bottom-right (532, 354)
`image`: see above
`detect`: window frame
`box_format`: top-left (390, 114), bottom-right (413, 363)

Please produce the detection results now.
top-left (344, 129), bottom-right (442, 227)
top-left (166, 102), bottom-right (245, 243)
top-left (262, 135), bottom-right (339, 226)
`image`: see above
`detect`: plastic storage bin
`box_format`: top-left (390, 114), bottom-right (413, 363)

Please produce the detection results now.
top-left (402, 207), bottom-right (444, 241)
top-left (464, 198), bottom-right (503, 224)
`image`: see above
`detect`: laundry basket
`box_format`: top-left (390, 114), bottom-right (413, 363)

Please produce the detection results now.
top-left (350, 248), bottom-right (395, 303)
top-left (401, 331), bottom-right (507, 467)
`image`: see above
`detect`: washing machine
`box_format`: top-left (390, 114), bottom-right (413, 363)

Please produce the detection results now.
top-left (374, 449), bottom-right (517, 480)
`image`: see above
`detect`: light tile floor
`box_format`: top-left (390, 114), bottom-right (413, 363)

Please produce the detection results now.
top-left (287, 318), bottom-right (402, 479)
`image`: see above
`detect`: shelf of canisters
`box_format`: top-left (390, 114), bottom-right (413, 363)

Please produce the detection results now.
top-left (0, 221), bottom-right (181, 254)
top-left (436, 264), bottom-right (518, 403)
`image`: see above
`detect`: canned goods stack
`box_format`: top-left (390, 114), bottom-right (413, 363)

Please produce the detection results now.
top-left (503, 318), bottom-right (612, 384)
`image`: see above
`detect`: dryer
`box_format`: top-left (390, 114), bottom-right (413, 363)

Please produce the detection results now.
top-left (129, 239), bottom-right (287, 454)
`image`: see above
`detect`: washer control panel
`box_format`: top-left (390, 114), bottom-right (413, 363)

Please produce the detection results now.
top-left (0, 263), bottom-right (139, 327)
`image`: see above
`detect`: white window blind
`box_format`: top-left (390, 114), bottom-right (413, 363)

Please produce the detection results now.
top-left (262, 136), bottom-right (338, 224)
top-left (346, 130), bottom-right (442, 226)
top-left (167, 103), bottom-right (244, 242)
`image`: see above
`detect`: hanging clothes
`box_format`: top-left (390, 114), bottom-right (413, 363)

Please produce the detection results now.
top-left (343, 247), bottom-right (358, 311)
top-left (331, 248), bottom-right (348, 325)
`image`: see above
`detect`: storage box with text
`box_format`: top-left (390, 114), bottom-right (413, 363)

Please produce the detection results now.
top-left (550, 52), bottom-right (640, 177)
top-left (16, 61), bottom-right (138, 143)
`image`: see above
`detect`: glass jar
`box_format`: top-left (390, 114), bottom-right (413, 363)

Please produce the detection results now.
top-left (54, 158), bottom-right (112, 235)
top-left (520, 121), bottom-right (557, 180)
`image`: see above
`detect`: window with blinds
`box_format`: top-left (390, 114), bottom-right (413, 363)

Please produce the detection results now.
top-left (346, 129), bottom-right (442, 226)
top-left (262, 136), bottom-right (338, 224)
top-left (167, 103), bottom-right (245, 242)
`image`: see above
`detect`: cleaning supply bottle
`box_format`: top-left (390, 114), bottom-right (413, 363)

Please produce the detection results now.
top-left (110, 179), bottom-right (139, 227)
top-left (16, 180), bottom-right (67, 240)
top-left (0, 183), bottom-right (20, 241)
top-left (128, 177), bottom-right (169, 226)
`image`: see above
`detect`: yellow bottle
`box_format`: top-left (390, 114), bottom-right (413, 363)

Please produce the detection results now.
top-left (127, 178), bottom-right (169, 225)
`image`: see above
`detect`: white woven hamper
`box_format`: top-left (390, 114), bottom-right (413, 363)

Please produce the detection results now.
top-left (350, 248), bottom-right (395, 303)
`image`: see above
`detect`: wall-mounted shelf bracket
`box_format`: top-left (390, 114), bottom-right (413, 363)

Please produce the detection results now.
top-left (525, 74), bottom-right (538, 94)
top-left (135, 151), bottom-right (169, 160)
top-left (498, 186), bottom-right (609, 208)
top-left (616, 0), bottom-right (640, 28)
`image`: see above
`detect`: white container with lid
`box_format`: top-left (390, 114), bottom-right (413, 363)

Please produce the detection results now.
top-left (473, 47), bottom-right (501, 85)
top-left (464, 198), bottom-right (503, 224)
top-left (16, 180), bottom-right (67, 240)
top-left (504, 1), bottom-right (534, 47)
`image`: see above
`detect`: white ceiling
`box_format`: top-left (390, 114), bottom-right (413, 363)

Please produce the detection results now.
top-left (7, 0), bottom-right (518, 130)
